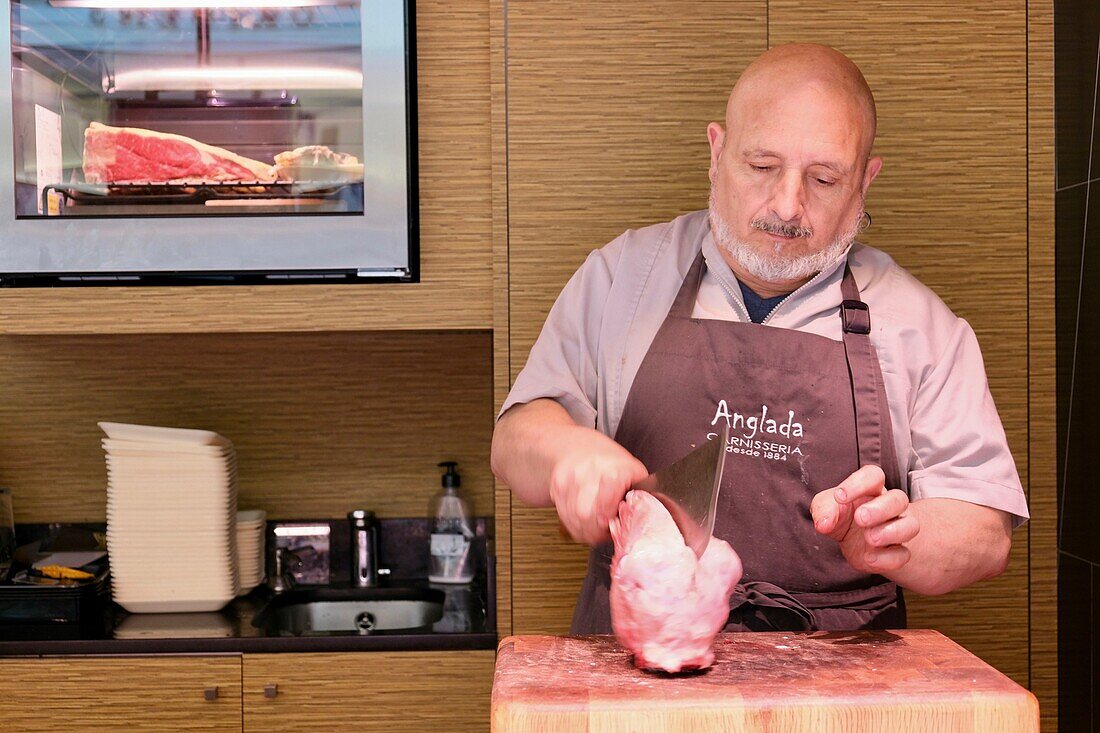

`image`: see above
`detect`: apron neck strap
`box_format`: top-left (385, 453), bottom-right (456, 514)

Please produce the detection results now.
top-left (668, 249), bottom-right (707, 319)
top-left (838, 264), bottom-right (902, 489)
top-left (839, 266), bottom-right (871, 334)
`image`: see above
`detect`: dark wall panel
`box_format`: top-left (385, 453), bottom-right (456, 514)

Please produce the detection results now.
top-left (1056, 1), bottom-right (1100, 725)
top-left (1054, 0), bottom-right (1100, 189)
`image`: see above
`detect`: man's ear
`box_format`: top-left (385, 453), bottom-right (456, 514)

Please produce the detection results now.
top-left (707, 122), bottom-right (725, 183)
top-left (862, 155), bottom-right (883, 195)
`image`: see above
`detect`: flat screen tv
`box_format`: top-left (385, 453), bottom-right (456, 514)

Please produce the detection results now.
top-left (0, 0), bottom-right (417, 285)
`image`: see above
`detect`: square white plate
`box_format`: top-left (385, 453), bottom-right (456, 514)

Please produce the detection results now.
top-left (99, 422), bottom-right (233, 448)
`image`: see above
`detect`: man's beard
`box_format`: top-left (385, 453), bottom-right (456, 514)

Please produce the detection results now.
top-left (708, 189), bottom-right (862, 285)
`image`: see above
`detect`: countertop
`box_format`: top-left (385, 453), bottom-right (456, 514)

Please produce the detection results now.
top-left (0, 578), bottom-right (495, 656)
top-left (0, 519), bottom-right (496, 656)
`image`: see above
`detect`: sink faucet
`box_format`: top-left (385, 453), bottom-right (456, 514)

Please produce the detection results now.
top-left (348, 510), bottom-right (378, 587)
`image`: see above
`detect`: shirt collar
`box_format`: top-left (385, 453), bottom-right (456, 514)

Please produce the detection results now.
top-left (700, 227), bottom-right (855, 315)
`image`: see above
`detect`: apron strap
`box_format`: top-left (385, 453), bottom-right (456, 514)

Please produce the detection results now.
top-left (839, 265), bottom-right (903, 490)
top-left (668, 250), bottom-right (707, 319)
top-left (726, 579), bottom-right (903, 632)
top-left (727, 581), bottom-right (815, 632)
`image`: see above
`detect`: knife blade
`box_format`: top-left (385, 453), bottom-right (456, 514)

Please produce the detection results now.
top-left (629, 423), bottom-right (728, 557)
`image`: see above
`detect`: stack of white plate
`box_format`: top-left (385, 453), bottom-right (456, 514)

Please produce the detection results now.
top-left (100, 421), bottom-right (239, 613)
top-left (236, 509), bottom-right (266, 593)
top-left (113, 612), bottom-right (234, 640)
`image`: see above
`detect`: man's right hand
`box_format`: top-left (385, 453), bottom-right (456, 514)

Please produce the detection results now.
top-left (491, 398), bottom-right (649, 546)
top-left (547, 429), bottom-right (650, 546)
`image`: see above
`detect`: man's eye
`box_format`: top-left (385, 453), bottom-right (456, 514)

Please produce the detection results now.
top-left (815, 178), bottom-right (836, 186)
top-left (749, 165), bottom-right (772, 172)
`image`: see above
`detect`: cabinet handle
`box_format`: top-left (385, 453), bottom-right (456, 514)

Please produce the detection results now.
top-left (204, 686), bottom-right (219, 702)
top-left (264, 683), bottom-right (278, 699)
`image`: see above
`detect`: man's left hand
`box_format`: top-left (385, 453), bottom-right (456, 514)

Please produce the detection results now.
top-left (810, 465), bottom-right (920, 575)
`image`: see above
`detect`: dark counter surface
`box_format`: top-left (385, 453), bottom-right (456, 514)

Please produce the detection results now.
top-left (0, 578), bottom-right (495, 656)
top-left (0, 519), bottom-right (496, 656)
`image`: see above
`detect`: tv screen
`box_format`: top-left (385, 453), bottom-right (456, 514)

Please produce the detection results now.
top-left (0, 0), bottom-right (417, 285)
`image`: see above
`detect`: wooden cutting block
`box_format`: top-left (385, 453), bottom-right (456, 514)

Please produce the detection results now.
top-left (492, 630), bottom-right (1038, 732)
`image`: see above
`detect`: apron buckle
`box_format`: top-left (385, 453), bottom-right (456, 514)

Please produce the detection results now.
top-left (841, 299), bottom-right (871, 335)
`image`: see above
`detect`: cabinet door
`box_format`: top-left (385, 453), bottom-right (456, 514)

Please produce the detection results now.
top-left (243, 650), bottom-right (495, 732)
top-left (0, 656), bottom-right (242, 732)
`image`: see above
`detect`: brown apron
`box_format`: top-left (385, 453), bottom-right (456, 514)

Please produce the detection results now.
top-left (570, 249), bottom-right (905, 634)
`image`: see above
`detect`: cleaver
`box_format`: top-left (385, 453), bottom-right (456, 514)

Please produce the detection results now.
top-left (629, 423), bottom-right (729, 557)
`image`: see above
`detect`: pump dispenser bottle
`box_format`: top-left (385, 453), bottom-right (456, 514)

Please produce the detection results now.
top-left (428, 461), bottom-right (475, 583)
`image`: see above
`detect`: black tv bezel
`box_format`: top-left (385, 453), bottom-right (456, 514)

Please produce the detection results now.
top-left (0, 0), bottom-right (420, 288)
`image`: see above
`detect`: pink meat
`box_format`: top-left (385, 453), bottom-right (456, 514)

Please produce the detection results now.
top-left (82, 122), bottom-right (274, 183)
top-left (610, 489), bottom-right (742, 673)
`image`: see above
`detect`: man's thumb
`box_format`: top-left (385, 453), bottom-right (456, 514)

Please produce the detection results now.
top-left (811, 488), bottom-right (850, 540)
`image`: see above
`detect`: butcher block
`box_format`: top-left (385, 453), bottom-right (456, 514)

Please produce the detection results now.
top-left (491, 630), bottom-right (1038, 732)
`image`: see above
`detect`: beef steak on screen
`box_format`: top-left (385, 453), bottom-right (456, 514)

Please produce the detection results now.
top-left (82, 122), bottom-right (275, 184)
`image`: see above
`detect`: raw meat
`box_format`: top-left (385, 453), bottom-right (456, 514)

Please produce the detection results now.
top-left (610, 489), bottom-right (741, 673)
top-left (82, 122), bottom-right (275, 184)
top-left (271, 145), bottom-right (364, 182)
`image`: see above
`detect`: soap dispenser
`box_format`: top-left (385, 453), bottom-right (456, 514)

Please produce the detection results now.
top-left (428, 461), bottom-right (475, 584)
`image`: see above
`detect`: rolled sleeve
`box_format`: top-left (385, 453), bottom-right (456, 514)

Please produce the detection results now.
top-left (498, 239), bottom-right (623, 428)
top-left (906, 317), bottom-right (1029, 527)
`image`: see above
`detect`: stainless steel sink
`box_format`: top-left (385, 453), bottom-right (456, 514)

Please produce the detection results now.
top-left (253, 586), bottom-right (445, 636)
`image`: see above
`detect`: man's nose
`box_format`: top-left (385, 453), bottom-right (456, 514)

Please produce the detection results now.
top-left (768, 170), bottom-right (806, 222)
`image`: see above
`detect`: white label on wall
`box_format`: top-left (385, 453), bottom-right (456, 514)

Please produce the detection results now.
top-left (34, 105), bottom-right (63, 215)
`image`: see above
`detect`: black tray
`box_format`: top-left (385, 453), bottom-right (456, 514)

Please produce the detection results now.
top-left (0, 567), bottom-right (111, 625)
top-left (0, 533), bottom-right (111, 625)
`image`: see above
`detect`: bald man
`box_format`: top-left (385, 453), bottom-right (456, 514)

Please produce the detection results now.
top-left (492, 44), bottom-right (1028, 633)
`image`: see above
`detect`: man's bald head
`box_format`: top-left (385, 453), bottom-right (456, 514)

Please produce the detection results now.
top-left (705, 43), bottom-right (883, 295)
top-left (726, 44), bottom-right (877, 159)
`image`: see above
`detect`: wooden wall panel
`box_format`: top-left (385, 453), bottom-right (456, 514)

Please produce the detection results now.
top-left (505, 3), bottom-right (1044, 694)
top-left (0, 0), bottom-right (492, 335)
top-left (1027, 0), bottom-right (1057, 729)
top-left (490, 0), bottom-right (512, 637)
top-left (505, 1), bottom-right (768, 634)
top-left (768, 2), bottom-right (1029, 683)
top-left (0, 331), bottom-right (494, 523)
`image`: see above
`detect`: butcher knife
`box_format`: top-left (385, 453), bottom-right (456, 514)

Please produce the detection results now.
top-left (629, 423), bottom-right (728, 557)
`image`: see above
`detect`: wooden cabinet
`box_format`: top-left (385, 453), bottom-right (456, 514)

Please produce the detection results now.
top-left (0, 656), bottom-right (242, 732)
top-left (0, 650), bottom-right (496, 731)
top-left (242, 650), bottom-right (496, 732)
